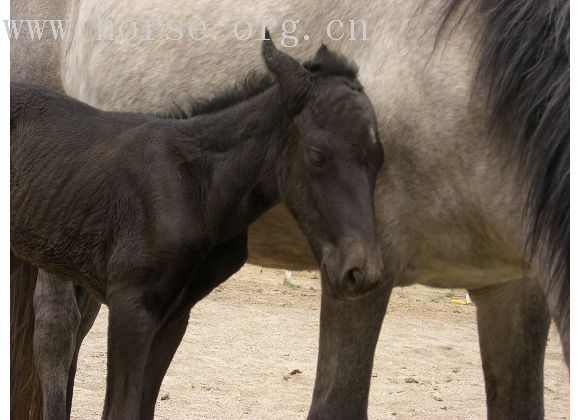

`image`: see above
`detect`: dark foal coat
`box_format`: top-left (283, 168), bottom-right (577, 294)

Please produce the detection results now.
top-left (11, 37), bottom-right (383, 419)
top-left (11, 81), bottom-right (277, 301)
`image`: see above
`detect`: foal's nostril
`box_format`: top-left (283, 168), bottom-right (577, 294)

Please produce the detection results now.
top-left (344, 268), bottom-right (363, 291)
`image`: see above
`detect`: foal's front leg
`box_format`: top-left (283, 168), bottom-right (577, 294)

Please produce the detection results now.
top-left (139, 311), bottom-right (190, 419)
top-left (103, 261), bottom-right (192, 420)
top-left (66, 286), bottom-right (101, 418)
top-left (139, 234), bottom-right (249, 419)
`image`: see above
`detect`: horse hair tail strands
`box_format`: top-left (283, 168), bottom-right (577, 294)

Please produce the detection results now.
top-left (439, 0), bottom-right (569, 362)
top-left (11, 262), bottom-right (43, 420)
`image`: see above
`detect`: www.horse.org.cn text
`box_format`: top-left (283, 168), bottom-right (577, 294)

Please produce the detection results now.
top-left (3, 16), bottom-right (369, 47)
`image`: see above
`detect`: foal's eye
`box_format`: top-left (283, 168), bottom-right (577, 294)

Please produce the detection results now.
top-left (307, 148), bottom-right (326, 168)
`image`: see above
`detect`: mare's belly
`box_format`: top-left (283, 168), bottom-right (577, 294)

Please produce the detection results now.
top-left (247, 204), bottom-right (317, 270)
top-left (396, 257), bottom-right (528, 290)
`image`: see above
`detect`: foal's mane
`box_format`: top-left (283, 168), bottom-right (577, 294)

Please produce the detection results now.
top-left (166, 48), bottom-right (359, 120)
top-left (166, 71), bottom-right (274, 119)
top-left (439, 0), bottom-right (569, 296)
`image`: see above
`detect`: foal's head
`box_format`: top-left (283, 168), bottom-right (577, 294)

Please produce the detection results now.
top-left (263, 34), bottom-right (384, 299)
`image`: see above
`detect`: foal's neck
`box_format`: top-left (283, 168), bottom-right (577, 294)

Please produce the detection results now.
top-left (175, 84), bottom-right (292, 240)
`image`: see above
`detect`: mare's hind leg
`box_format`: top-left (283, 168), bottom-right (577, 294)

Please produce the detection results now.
top-left (32, 271), bottom-right (81, 420)
top-left (139, 233), bottom-right (248, 419)
top-left (65, 287), bottom-right (101, 419)
top-left (469, 278), bottom-right (550, 419)
top-left (537, 272), bottom-right (569, 365)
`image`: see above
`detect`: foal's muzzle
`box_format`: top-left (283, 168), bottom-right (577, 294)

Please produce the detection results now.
top-left (321, 239), bottom-right (383, 300)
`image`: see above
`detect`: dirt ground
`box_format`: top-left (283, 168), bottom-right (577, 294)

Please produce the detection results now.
top-left (71, 265), bottom-right (569, 419)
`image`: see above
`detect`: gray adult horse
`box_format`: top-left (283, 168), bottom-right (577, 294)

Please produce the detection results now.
top-left (11, 0), bottom-right (569, 419)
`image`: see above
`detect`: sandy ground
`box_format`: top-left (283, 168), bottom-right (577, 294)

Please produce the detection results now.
top-left (71, 265), bottom-right (569, 419)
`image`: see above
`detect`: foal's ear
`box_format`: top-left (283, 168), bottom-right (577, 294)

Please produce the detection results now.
top-left (303, 44), bottom-right (329, 72)
top-left (262, 29), bottom-right (311, 116)
top-left (313, 44), bottom-right (330, 61)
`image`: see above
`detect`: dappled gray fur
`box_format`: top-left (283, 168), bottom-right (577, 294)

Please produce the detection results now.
top-left (439, 0), bottom-right (569, 361)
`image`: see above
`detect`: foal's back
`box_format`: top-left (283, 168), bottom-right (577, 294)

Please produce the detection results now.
top-left (10, 83), bottom-right (159, 212)
top-left (10, 83), bottom-right (192, 291)
top-left (11, 82), bottom-right (153, 145)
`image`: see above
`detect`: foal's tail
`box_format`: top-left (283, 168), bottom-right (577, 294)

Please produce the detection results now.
top-left (11, 261), bottom-right (43, 420)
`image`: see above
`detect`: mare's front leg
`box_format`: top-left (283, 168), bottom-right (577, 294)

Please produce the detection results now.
top-left (32, 270), bottom-right (80, 420)
top-left (103, 251), bottom-right (195, 420)
top-left (469, 278), bottom-right (550, 419)
top-left (139, 234), bottom-right (248, 419)
top-left (308, 280), bottom-right (392, 420)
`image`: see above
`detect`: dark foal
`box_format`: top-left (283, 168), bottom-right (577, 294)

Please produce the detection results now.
top-left (11, 36), bottom-right (384, 420)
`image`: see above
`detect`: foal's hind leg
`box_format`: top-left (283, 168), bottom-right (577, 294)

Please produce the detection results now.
top-left (469, 278), bottom-right (550, 419)
top-left (65, 287), bottom-right (101, 419)
top-left (32, 271), bottom-right (81, 420)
